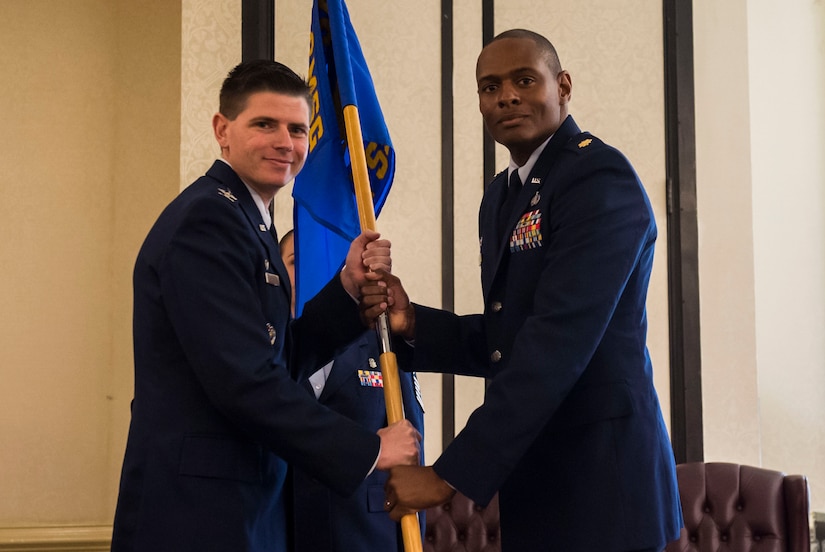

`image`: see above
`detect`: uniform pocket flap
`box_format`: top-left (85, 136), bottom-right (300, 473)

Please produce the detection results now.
top-left (178, 434), bottom-right (263, 484)
top-left (548, 381), bottom-right (635, 432)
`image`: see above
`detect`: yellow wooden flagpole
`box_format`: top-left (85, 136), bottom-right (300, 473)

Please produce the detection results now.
top-left (342, 104), bottom-right (423, 552)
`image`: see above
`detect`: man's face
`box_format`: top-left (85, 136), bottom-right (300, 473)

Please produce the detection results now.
top-left (476, 37), bottom-right (571, 165)
top-left (213, 91), bottom-right (310, 202)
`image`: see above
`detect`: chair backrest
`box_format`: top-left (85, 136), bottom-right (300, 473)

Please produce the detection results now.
top-left (665, 462), bottom-right (810, 552)
top-left (424, 492), bottom-right (501, 552)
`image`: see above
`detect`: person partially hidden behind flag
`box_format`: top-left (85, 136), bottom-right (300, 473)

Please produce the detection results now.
top-left (364, 29), bottom-right (683, 552)
top-left (279, 230), bottom-right (425, 551)
top-left (111, 60), bottom-right (421, 552)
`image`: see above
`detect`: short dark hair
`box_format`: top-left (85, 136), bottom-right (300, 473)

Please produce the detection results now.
top-left (491, 29), bottom-right (562, 74)
top-left (219, 60), bottom-right (312, 120)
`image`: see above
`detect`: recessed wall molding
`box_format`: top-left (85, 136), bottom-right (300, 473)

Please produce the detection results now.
top-left (0, 525), bottom-right (111, 552)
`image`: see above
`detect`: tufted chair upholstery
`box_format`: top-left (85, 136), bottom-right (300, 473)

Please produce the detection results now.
top-left (664, 462), bottom-right (810, 552)
top-left (423, 492), bottom-right (500, 552)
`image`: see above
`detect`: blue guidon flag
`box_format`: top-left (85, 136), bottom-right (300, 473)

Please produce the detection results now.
top-left (292, 0), bottom-right (395, 316)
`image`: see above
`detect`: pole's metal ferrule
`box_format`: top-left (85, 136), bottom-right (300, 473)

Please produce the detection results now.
top-left (376, 312), bottom-right (393, 355)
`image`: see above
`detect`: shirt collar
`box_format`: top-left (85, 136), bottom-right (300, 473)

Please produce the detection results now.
top-left (508, 133), bottom-right (553, 184)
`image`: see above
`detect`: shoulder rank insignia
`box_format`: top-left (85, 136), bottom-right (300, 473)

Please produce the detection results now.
top-left (217, 187), bottom-right (237, 202)
top-left (578, 138), bottom-right (593, 149)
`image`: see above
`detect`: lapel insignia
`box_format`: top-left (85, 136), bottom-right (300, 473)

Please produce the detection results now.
top-left (259, 223), bottom-right (267, 232)
top-left (266, 323), bottom-right (276, 345)
top-left (531, 177), bottom-right (541, 184)
top-left (265, 272), bottom-right (280, 286)
top-left (530, 191), bottom-right (541, 206)
top-left (265, 260), bottom-right (270, 270)
top-left (358, 369), bottom-right (384, 388)
top-left (217, 187), bottom-right (237, 202)
top-left (578, 138), bottom-right (593, 148)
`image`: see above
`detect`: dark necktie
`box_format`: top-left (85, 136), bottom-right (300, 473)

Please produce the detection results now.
top-left (499, 169), bottom-right (522, 231)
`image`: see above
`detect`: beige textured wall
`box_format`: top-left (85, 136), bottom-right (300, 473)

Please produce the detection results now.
top-left (450, 0), bottom-right (488, 445)
top-left (748, 0), bottom-right (825, 512)
top-left (180, 0), bottom-right (240, 189)
top-left (695, 0), bottom-right (825, 512)
top-left (693, 0), bottom-right (762, 465)
top-left (108, 0), bottom-right (183, 519)
top-left (0, 0), bottom-right (116, 525)
top-left (0, 0), bottom-right (180, 531)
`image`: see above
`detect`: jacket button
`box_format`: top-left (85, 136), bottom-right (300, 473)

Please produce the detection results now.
top-left (491, 301), bottom-right (503, 313)
top-left (490, 350), bottom-right (502, 363)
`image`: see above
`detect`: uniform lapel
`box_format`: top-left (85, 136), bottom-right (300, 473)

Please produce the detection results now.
top-left (481, 171), bottom-right (508, 297)
top-left (205, 162), bottom-right (292, 306)
top-left (318, 334), bottom-right (371, 402)
top-left (487, 116), bottom-right (583, 284)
